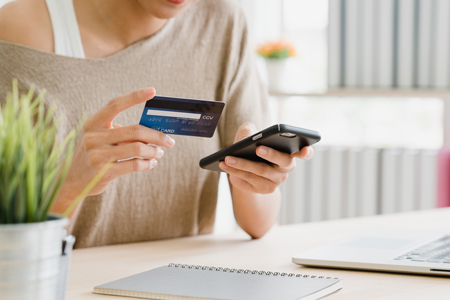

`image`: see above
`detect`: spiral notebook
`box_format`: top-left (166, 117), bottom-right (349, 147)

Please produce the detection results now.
top-left (93, 263), bottom-right (343, 300)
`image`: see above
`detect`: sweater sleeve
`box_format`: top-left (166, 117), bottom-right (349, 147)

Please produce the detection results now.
top-left (216, 4), bottom-right (271, 149)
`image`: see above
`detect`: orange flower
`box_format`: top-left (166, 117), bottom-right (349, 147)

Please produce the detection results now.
top-left (257, 40), bottom-right (296, 59)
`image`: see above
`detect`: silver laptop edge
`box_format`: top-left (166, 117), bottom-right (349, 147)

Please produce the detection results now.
top-left (292, 229), bottom-right (450, 276)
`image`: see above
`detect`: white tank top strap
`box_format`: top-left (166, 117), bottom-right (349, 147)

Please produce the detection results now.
top-left (45, 0), bottom-right (85, 58)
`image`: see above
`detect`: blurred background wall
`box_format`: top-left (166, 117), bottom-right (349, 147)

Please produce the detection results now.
top-left (225, 0), bottom-right (450, 231)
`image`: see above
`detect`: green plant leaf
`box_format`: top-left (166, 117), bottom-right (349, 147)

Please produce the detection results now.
top-left (0, 80), bottom-right (80, 224)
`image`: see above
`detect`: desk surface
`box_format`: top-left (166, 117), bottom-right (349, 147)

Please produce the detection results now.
top-left (67, 208), bottom-right (450, 300)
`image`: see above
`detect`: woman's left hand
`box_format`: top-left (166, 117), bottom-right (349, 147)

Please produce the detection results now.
top-left (219, 122), bottom-right (314, 194)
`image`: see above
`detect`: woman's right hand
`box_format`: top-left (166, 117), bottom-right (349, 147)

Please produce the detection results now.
top-left (52, 87), bottom-right (175, 214)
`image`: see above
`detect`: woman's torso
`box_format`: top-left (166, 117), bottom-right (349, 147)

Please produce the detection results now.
top-left (0, 0), bottom-right (269, 248)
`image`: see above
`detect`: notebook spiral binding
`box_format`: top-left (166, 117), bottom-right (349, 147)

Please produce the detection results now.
top-left (168, 263), bottom-right (338, 279)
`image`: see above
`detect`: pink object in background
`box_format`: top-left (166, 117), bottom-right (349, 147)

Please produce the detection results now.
top-left (438, 148), bottom-right (450, 207)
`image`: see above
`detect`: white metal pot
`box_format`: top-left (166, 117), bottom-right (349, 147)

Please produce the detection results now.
top-left (0, 214), bottom-right (73, 300)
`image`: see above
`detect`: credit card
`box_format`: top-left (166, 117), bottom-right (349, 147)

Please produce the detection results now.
top-left (139, 96), bottom-right (225, 138)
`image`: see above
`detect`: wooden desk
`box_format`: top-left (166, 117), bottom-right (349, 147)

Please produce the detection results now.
top-left (67, 208), bottom-right (450, 300)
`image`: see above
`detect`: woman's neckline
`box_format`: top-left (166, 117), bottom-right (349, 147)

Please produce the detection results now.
top-left (0, 18), bottom-right (174, 62)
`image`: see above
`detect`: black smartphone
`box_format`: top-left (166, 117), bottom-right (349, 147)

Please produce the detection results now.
top-left (199, 124), bottom-right (321, 172)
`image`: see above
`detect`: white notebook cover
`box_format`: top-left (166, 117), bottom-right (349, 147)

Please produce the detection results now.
top-left (93, 264), bottom-right (343, 300)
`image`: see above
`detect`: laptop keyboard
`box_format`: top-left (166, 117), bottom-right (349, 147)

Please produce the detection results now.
top-left (394, 235), bottom-right (450, 263)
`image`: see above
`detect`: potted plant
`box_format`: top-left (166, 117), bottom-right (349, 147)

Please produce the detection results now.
top-left (257, 40), bottom-right (296, 92)
top-left (0, 81), bottom-right (109, 300)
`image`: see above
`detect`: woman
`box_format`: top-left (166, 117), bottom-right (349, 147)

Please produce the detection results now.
top-left (0, 0), bottom-right (313, 248)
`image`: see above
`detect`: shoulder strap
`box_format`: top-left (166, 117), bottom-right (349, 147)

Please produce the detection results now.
top-left (45, 0), bottom-right (85, 58)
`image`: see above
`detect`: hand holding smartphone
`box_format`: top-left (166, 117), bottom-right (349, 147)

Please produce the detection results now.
top-left (199, 124), bottom-right (321, 172)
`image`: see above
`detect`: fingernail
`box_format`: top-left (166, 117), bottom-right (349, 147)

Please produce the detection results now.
top-left (143, 88), bottom-right (154, 96)
top-left (226, 157), bottom-right (237, 165)
top-left (259, 146), bottom-right (268, 156)
top-left (150, 159), bottom-right (157, 168)
top-left (166, 136), bottom-right (175, 146)
top-left (306, 147), bottom-right (311, 157)
top-left (220, 162), bottom-right (229, 170)
top-left (157, 147), bottom-right (164, 158)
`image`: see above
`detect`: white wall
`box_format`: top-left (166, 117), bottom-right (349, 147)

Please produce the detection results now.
top-left (238, 0), bottom-right (283, 45)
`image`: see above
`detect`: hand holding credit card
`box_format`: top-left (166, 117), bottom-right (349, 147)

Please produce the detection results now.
top-left (139, 96), bottom-right (225, 138)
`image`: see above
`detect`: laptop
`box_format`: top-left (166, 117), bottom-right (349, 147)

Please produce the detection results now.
top-left (292, 228), bottom-right (450, 276)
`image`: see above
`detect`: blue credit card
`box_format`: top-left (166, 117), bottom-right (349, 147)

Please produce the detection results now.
top-left (139, 96), bottom-right (225, 138)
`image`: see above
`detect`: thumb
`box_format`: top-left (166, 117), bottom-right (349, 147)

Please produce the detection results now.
top-left (87, 87), bottom-right (155, 129)
top-left (234, 122), bottom-right (257, 143)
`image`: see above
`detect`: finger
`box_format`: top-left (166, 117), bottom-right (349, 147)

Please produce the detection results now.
top-left (228, 175), bottom-right (258, 194)
top-left (112, 123), bottom-right (132, 146)
top-left (107, 158), bottom-right (158, 179)
top-left (112, 123), bottom-right (123, 145)
top-left (220, 162), bottom-right (278, 194)
top-left (256, 146), bottom-right (295, 169)
top-left (88, 87), bottom-right (155, 129)
top-left (292, 146), bottom-right (314, 161)
top-left (234, 122), bottom-right (257, 143)
top-left (221, 157), bottom-right (279, 184)
top-left (98, 124), bottom-right (175, 147)
top-left (107, 142), bottom-right (164, 162)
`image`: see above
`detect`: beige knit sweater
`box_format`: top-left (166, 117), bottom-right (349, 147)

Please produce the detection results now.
top-left (0, 0), bottom-right (269, 248)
